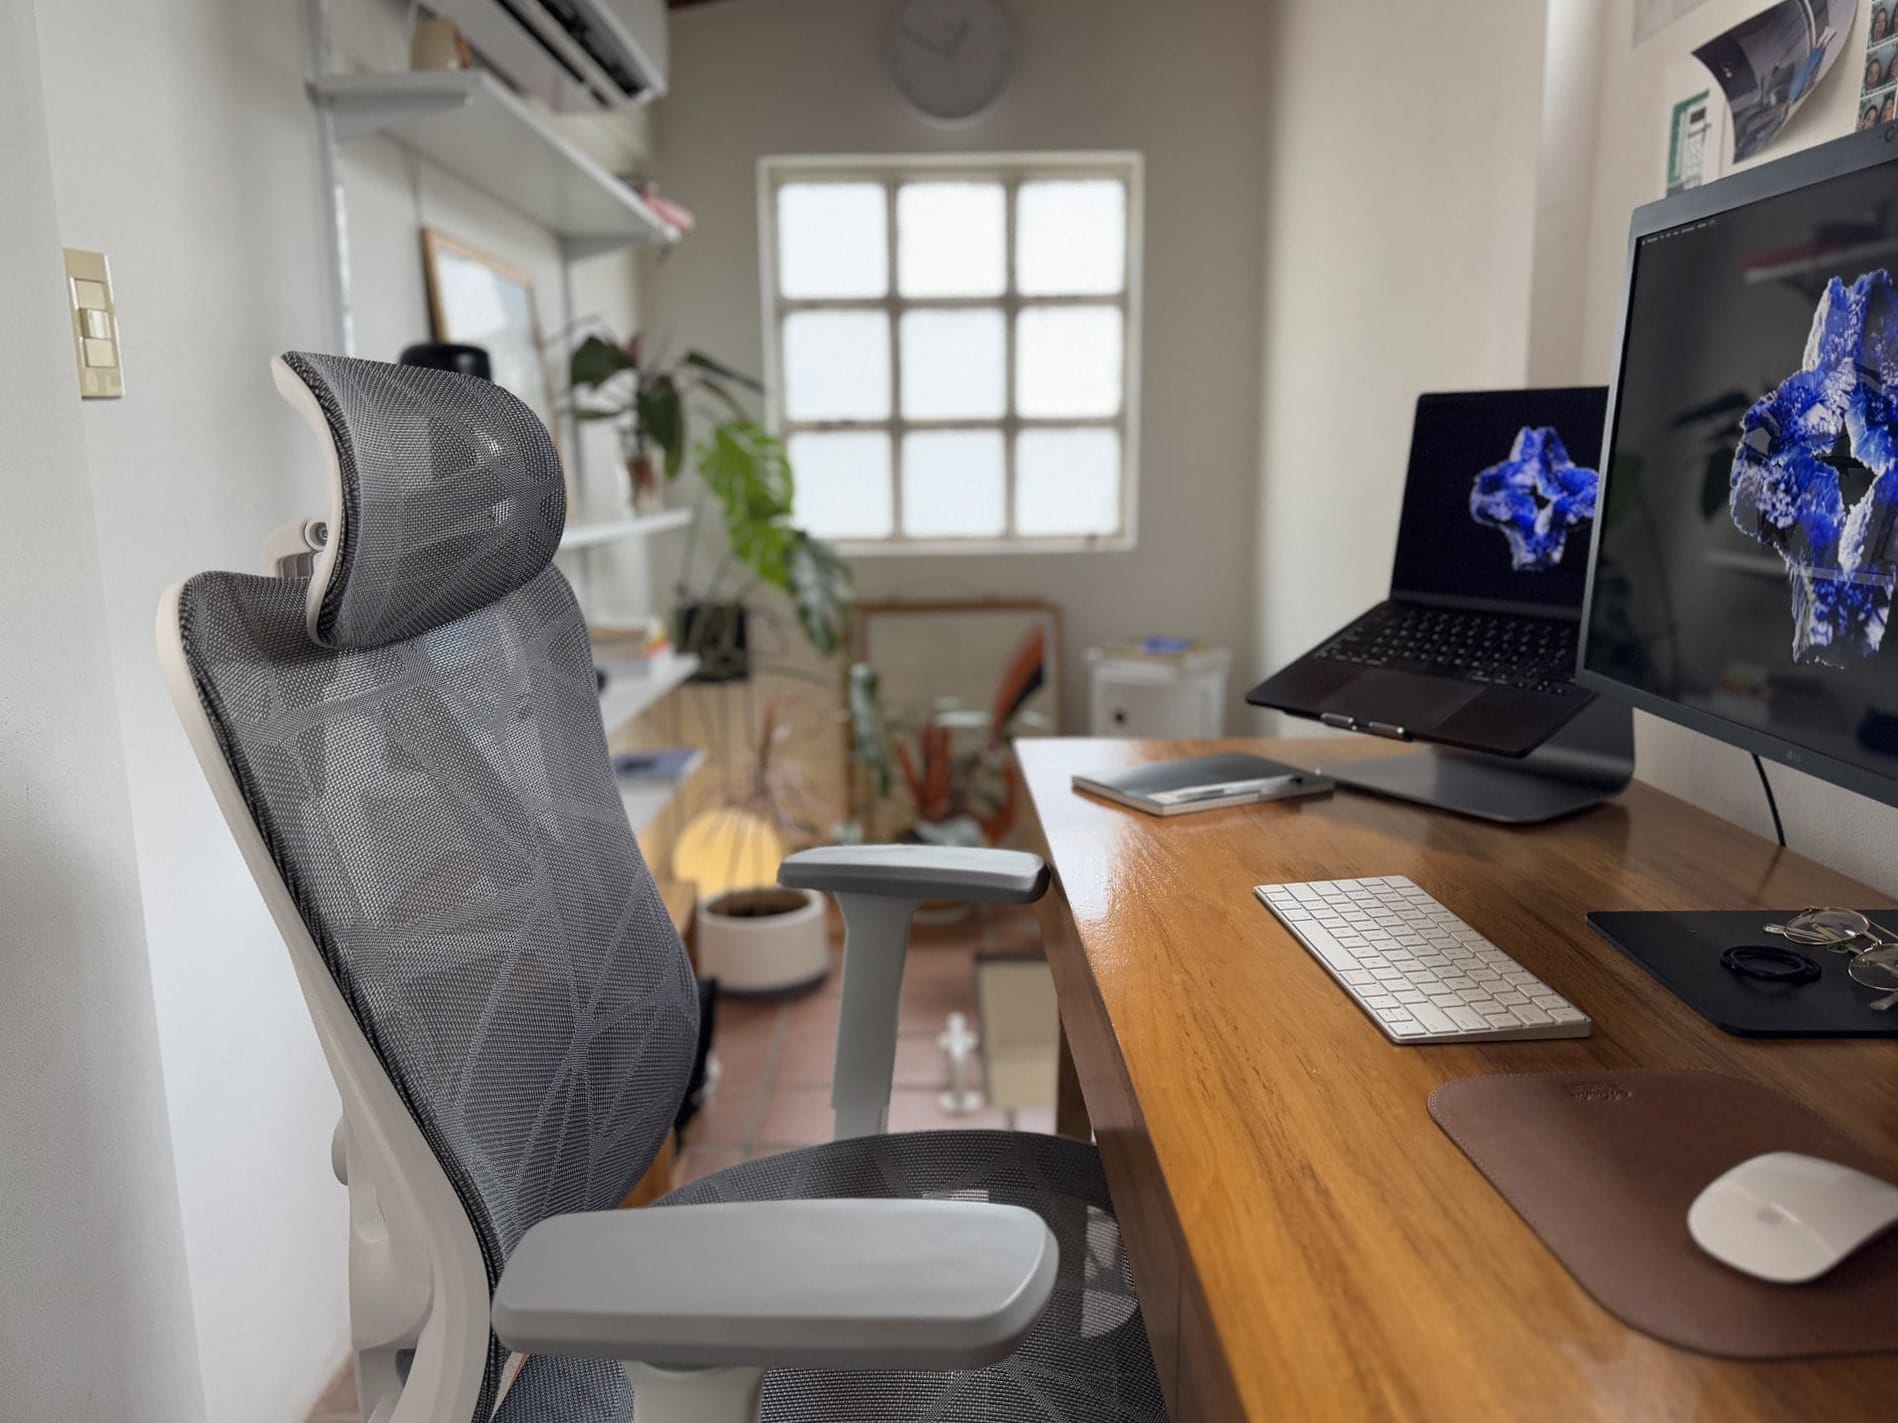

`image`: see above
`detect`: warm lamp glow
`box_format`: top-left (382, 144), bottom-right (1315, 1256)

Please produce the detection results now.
top-left (672, 807), bottom-right (787, 899)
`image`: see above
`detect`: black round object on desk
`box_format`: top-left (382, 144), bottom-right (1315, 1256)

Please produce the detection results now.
top-left (1720, 943), bottom-right (1821, 985)
top-left (399, 342), bottom-right (491, 380)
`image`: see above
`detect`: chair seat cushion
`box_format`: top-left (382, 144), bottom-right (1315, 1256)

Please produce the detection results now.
top-left (494, 1130), bottom-right (1168, 1423)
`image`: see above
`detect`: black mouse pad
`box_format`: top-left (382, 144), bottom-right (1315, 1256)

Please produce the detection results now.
top-left (1588, 909), bottom-right (1898, 1038)
top-left (1430, 1071), bottom-right (1898, 1358)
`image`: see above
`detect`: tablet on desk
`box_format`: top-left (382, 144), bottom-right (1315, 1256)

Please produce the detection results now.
top-left (1072, 752), bottom-right (1333, 817)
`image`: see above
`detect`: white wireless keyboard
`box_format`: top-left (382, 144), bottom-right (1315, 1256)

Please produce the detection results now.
top-left (1255, 876), bottom-right (1592, 1044)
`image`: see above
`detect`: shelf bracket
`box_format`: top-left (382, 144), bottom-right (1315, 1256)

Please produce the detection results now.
top-left (313, 85), bottom-right (474, 143)
top-left (561, 234), bottom-right (642, 262)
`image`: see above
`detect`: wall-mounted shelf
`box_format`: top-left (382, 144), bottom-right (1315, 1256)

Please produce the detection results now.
top-left (598, 651), bottom-right (700, 735)
top-left (560, 507), bottom-right (692, 551)
top-left (618, 748), bottom-right (706, 835)
top-left (311, 69), bottom-right (680, 257)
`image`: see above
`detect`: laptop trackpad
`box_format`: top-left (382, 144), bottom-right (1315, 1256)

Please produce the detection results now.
top-left (1331, 671), bottom-right (1482, 731)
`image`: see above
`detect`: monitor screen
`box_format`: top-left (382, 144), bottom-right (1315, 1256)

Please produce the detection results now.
top-left (1582, 137), bottom-right (1898, 795)
top-left (1390, 388), bottom-right (1609, 613)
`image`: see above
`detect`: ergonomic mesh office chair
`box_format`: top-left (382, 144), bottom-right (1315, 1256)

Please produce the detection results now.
top-left (155, 353), bottom-right (1166, 1423)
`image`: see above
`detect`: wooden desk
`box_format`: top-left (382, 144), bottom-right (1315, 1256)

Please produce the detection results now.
top-left (1020, 737), bottom-right (1898, 1423)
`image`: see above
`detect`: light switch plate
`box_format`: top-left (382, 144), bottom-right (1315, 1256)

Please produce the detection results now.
top-left (63, 248), bottom-right (122, 398)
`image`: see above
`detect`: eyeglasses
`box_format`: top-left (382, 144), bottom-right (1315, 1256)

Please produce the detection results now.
top-left (1763, 908), bottom-right (1898, 1010)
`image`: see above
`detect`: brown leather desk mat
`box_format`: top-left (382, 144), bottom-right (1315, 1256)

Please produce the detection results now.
top-left (1429, 1070), bottom-right (1898, 1358)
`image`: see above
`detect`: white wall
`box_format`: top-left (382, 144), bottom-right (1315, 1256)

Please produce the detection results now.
top-left (1556, 0), bottom-right (1898, 883)
top-left (30, 4), bottom-right (351, 1416)
top-left (1254, 0), bottom-right (1551, 688)
top-left (1527, 0), bottom-right (1610, 385)
top-left (645, 0), bottom-right (1272, 722)
top-left (0, 0), bottom-right (207, 1415)
top-left (26, 1), bottom-right (651, 1418)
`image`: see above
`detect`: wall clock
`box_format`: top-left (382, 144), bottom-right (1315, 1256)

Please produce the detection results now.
top-left (886, 0), bottom-right (1014, 126)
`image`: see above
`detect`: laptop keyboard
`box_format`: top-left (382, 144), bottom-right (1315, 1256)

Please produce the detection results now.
top-left (1317, 604), bottom-right (1577, 693)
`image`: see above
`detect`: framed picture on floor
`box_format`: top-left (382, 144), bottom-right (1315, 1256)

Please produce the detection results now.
top-left (420, 227), bottom-right (557, 442)
top-left (846, 599), bottom-right (1062, 845)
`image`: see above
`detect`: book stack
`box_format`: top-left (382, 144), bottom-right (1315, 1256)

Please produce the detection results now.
top-left (590, 617), bottom-right (672, 669)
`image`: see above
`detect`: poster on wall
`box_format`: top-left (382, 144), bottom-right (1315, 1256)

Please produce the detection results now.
top-left (1667, 89), bottom-right (1717, 189)
top-left (1860, 3), bottom-right (1898, 128)
top-left (1692, 0), bottom-right (1860, 163)
top-left (1662, 58), bottom-right (1733, 191)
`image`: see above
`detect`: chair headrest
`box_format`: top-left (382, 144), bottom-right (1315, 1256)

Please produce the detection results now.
top-left (273, 351), bottom-right (566, 651)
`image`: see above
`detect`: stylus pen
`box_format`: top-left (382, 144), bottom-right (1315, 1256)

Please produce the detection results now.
top-left (1154, 778), bottom-right (1293, 805)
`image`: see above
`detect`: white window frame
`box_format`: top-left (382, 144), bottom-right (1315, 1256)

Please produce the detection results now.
top-left (757, 151), bottom-right (1144, 556)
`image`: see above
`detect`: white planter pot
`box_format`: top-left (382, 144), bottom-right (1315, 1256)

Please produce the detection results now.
top-left (697, 886), bottom-right (830, 994)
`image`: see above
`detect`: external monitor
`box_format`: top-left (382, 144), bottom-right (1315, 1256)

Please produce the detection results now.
top-left (1579, 125), bottom-right (1898, 811)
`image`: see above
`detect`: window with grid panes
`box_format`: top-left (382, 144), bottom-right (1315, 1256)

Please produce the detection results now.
top-left (760, 154), bottom-right (1141, 551)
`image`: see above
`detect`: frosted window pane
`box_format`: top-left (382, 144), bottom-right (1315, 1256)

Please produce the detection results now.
top-left (1016, 306), bottom-right (1123, 417)
top-left (900, 309), bottom-right (1006, 419)
top-left (776, 183), bottom-right (887, 298)
top-left (897, 182), bottom-right (1006, 297)
top-left (902, 431), bottom-right (1005, 537)
top-left (782, 311), bottom-right (891, 421)
top-left (789, 432), bottom-right (893, 539)
top-left (1015, 429), bottom-right (1121, 536)
top-left (1016, 180), bottom-right (1127, 295)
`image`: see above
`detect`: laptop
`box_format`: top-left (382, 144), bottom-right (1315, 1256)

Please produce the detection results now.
top-left (1247, 387), bottom-right (1609, 758)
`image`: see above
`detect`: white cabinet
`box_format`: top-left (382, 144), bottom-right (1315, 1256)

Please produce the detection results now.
top-left (1087, 647), bottom-right (1232, 738)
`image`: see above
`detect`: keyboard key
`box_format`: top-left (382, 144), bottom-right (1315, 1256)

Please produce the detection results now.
top-left (1411, 1002), bottom-right (1458, 1035)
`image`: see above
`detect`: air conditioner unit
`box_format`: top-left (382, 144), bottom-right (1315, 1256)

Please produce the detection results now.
top-left (427, 0), bottom-right (668, 111)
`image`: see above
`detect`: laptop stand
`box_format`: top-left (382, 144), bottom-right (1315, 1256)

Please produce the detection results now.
top-left (1313, 696), bottom-right (1633, 824)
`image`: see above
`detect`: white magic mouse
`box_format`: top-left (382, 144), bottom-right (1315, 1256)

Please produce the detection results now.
top-left (1688, 1151), bottom-right (1898, 1284)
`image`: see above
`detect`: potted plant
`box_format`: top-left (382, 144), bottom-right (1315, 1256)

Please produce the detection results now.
top-left (567, 330), bottom-right (851, 682)
top-left (689, 701), bottom-right (833, 994)
top-left (569, 328), bottom-right (853, 993)
top-left (844, 656), bottom-right (1039, 849)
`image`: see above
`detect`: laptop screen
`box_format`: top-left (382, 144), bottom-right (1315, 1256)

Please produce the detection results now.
top-left (1389, 387), bottom-right (1610, 614)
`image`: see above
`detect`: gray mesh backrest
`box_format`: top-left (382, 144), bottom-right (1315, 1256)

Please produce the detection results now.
top-left (174, 354), bottom-right (699, 1418)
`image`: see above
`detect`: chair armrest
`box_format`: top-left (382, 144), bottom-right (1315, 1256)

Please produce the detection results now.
top-left (779, 846), bottom-right (1050, 1138)
top-left (491, 1199), bottom-right (1058, 1371)
top-left (779, 845), bottom-right (1049, 904)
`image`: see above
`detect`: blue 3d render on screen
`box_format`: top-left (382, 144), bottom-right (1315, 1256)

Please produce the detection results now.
top-left (1470, 425), bottom-right (1601, 574)
top-left (1581, 126), bottom-right (1898, 807)
top-left (1388, 389), bottom-right (1607, 613)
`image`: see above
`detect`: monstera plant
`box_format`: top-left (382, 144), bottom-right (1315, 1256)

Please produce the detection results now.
top-left (568, 331), bottom-right (851, 679)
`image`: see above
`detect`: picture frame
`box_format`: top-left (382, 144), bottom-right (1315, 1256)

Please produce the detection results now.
top-left (420, 227), bottom-right (558, 443)
top-left (851, 598), bottom-right (1063, 732)
top-left (845, 599), bottom-right (1064, 842)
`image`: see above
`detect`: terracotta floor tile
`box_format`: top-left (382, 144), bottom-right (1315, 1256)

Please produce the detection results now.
top-left (713, 996), bottom-right (785, 1034)
top-left (908, 909), bottom-right (982, 946)
top-left (784, 990), bottom-right (845, 1037)
top-left (675, 1143), bottom-right (748, 1185)
top-left (885, 1087), bottom-right (1008, 1133)
top-left (708, 1019), bottom-right (781, 1089)
top-left (1011, 1104), bottom-right (1057, 1135)
top-left (756, 1085), bottom-right (836, 1147)
top-left (892, 1032), bottom-right (986, 1090)
top-left (688, 1078), bottom-right (766, 1147)
top-left (900, 977), bottom-right (979, 1026)
top-left (775, 1024), bottom-right (842, 1086)
top-left (904, 943), bottom-right (978, 979)
top-left (984, 905), bottom-right (1045, 955)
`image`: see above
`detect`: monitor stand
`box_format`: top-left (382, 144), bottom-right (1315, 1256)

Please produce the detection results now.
top-left (1312, 696), bottom-right (1633, 825)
